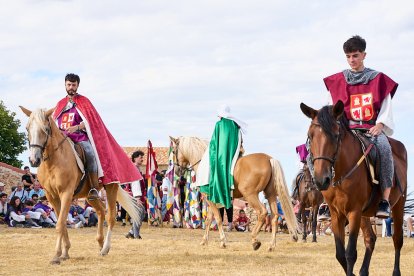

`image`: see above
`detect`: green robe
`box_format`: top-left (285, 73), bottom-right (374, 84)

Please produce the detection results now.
top-left (200, 118), bottom-right (239, 208)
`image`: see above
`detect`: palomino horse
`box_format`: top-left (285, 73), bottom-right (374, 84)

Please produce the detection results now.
top-left (293, 164), bottom-right (324, 242)
top-left (20, 107), bottom-right (142, 264)
top-left (170, 136), bottom-right (298, 251)
top-left (301, 101), bottom-right (407, 276)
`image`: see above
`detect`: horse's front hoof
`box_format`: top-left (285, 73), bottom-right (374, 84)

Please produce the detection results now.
top-left (220, 242), bottom-right (226, 249)
top-left (60, 255), bottom-right (70, 261)
top-left (200, 240), bottom-right (207, 246)
top-left (267, 247), bottom-right (274, 252)
top-left (50, 257), bottom-right (61, 265)
top-left (252, 241), bottom-right (261, 250)
top-left (292, 235), bottom-right (299, 242)
top-left (302, 239), bottom-right (307, 243)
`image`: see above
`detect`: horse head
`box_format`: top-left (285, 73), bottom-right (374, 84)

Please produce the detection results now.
top-left (169, 136), bottom-right (189, 177)
top-left (20, 106), bottom-right (55, 167)
top-left (300, 101), bottom-right (344, 191)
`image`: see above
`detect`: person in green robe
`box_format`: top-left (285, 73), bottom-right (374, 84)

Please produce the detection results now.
top-left (200, 105), bottom-right (247, 209)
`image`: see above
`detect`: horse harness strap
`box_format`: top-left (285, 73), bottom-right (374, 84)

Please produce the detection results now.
top-left (332, 132), bottom-right (376, 187)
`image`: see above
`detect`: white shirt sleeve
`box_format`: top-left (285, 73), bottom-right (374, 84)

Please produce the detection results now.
top-left (376, 94), bottom-right (394, 136)
top-left (130, 180), bottom-right (142, 197)
top-left (10, 211), bottom-right (26, 222)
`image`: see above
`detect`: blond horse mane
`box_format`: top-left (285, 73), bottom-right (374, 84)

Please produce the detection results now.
top-left (178, 136), bottom-right (208, 165)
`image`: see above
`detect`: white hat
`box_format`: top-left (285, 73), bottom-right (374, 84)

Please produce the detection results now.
top-left (0, 182), bottom-right (5, 187)
top-left (217, 104), bottom-right (248, 133)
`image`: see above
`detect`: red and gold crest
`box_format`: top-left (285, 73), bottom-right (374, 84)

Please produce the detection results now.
top-left (350, 93), bottom-right (374, 121)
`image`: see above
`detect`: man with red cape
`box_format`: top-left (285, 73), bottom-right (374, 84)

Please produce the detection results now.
top-left (53, 73), bottom-right (142, 200)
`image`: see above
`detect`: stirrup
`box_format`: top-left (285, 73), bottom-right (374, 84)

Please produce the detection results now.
top-left (87, 188), bottom-right (99, 201)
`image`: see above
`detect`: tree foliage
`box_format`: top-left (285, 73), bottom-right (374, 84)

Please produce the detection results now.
top-left (0, 101), bottom-right (26, 168)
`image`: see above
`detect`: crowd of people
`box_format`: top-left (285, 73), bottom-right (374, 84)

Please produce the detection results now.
top-left (0, 166), bottom-right (100, 229)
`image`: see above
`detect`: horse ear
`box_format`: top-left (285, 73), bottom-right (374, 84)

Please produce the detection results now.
top-left (169, 136), bottom-right (178, 145)
top-left (333, 100), bottom-right (344, 120)
top-left (45, 108), bottom-right (56, 118)
top-left (19, 106), bottom-right (32, 117)
top-left (300, 103), bottom-right (318, 119)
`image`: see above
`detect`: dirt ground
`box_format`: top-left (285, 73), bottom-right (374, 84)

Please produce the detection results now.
top-left (0, 222), bottom-right (413, 276)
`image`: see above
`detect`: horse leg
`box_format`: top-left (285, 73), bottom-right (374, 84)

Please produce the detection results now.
top-left (344, 211), bottom-right (362, 276)
top-left (200, 204), bottom-right (214, 246)
top-left (100, 184), bottom-right (118, 256)
top-left (311, 206), bottom-right (318, 242)
top-left (301, 207), bottom-right (307, 242)
top-left (359, 217), bottom-right (376, 276)
top-left (246, 195), bottom-right (267, 251)
top-left (86, 196), bottom-right (106, 249)
top-left (391, 197), bottom-right (404, 276)
top-left (50, 193), bottom-right (72, 264)
top-left (331, 212), bottom-right (348, 273)
top-left (207, 200), bottom-right (226, 248)
top-left (267, 199), bottom-right (278, 252)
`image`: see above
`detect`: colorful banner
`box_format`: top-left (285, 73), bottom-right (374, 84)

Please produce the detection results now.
top-left (146, 140), bottom-right (161, 226)
top-left (184, 170), bottom-right (202, 229)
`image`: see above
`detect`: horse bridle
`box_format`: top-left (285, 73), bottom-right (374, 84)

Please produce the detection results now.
top-left (307, 121), bottom-right (342, 183)
top-left (28, 118), bottom-right (68, 161)
top-left (173, 143), bottom-right (201, 174)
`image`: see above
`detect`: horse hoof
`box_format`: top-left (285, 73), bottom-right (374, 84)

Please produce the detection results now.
top-left (267, 247), bottom-right (274, 252)
top-left (50, 258), bottom-right (61, 265)
top-left (302, 239), bottom-right (307, 243)
top-left (60, 255), bottom-right (70, 261)
top-left (292, 235), bottom-right (298, 242)
top-left (200, 240), bottom-right (207, 246)
top-left (252, 241), bottom-right (261, 250)
top-left (220, 243), bottom-right (226, 249)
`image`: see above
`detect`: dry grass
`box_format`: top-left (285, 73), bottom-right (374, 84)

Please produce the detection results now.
top-left (0, 223), bottom-right (413, 276)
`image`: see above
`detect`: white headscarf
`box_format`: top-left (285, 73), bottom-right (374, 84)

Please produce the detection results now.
top-left (217, 104), bottom-right (247, 134)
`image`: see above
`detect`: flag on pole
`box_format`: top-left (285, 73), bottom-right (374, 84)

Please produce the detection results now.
top-left (146, 140), bottom-right (161, 226)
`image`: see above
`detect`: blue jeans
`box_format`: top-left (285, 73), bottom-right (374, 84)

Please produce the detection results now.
top-left (385, 217), bottom-right (393, 236)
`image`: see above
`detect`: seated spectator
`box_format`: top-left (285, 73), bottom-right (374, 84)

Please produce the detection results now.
top-left (0, 192), bottom-right (8, 224)
top-left (34, 196), bottom-right (57, 227)
top-left (28, 180), bottom-right (45, 199)
top-left (22, 199), bottom-right (43, 225)
top-left (6, 196), bottom-right (41, 228)
top-left (31, 194), bottom-right (39, 203)
top-left (68, 199), bottom-right (87, 228)
top-left (21, 166), bottom-right (36, 191)
top-left (8, 182), bottom-right (29, 203)
top-left (234, 209), bottom-right (251, 232)
top-left (83, 201), bottom-right (98, 227)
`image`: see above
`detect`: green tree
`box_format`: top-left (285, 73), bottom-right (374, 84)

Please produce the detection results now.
top-left (0, 101), bottom-right (26, 168)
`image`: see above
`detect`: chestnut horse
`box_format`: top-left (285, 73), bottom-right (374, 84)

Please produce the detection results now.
top-left (300, 101), bottom-right (407, 276)
top-left (20, 107), bottom-right (142, 264)
top-left (293, 164), bottom-right (323, 242)
top-left (170, 136), bottom-right (298, 251)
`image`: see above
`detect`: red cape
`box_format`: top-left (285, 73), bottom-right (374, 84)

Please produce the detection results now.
top-left (53, 94), bottom-right (142, 185)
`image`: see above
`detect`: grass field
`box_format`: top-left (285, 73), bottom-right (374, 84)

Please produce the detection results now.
top-left (0, 223), bottom-right (413, 276)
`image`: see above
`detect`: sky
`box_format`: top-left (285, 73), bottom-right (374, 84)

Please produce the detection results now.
top-left (1, 0), bottom-right (413, 194)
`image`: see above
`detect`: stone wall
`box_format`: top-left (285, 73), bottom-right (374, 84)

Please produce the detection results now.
top-left (0, 162), bottom-right (25, 194)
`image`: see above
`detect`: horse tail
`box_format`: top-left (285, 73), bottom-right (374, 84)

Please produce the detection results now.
top-left (270, 158), bottom-right (299, 241)
top-left (116, 185), bottom-right (144, 225)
